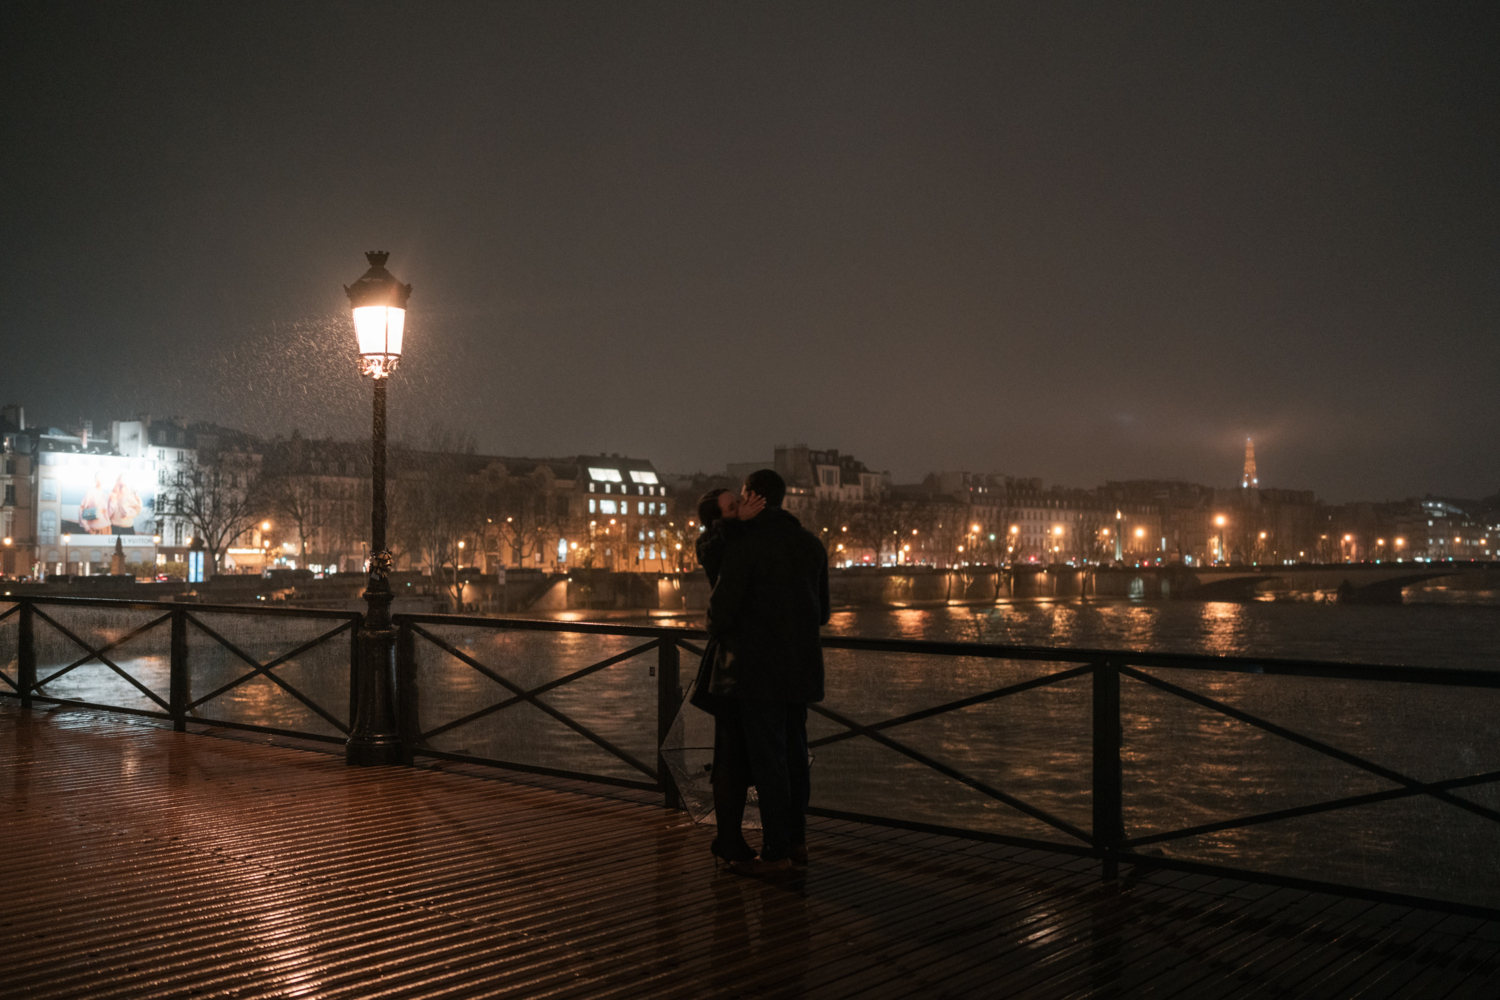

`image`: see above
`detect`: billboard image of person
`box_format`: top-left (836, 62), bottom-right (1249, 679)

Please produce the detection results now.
top-left (57, 456), bottom-right (156, 538)
top-left (75, 472), bottom-right (113, 534)
top-left (108, 473), bottom-right (144, 533)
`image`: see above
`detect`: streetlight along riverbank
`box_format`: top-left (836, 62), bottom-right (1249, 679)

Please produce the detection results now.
top-left (344, 251), bottom-right (411, 766)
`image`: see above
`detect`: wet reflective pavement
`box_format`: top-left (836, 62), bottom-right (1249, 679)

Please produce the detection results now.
top-left (3, 704), bottom-right (1498, 999)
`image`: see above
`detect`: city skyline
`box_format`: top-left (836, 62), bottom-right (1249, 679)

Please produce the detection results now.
top-left (4, 400), bottom-right (1497, 509)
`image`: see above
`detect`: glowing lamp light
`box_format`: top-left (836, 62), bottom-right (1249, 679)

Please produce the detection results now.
top-left (345, 251), bottom-right (412, 378)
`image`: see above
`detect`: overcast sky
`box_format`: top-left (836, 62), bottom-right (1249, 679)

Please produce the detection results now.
top-left (3, 2), bottom-right (1497, 501)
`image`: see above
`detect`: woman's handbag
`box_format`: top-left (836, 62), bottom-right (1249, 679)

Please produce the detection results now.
top-left (688, 636), bottom-right (724, 715)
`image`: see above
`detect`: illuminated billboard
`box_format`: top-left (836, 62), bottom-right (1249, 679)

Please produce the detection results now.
top-left (41, 452), bottom-right (158, 543)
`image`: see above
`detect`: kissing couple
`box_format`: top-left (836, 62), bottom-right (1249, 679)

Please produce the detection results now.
top-left (693, 468), bottom-right (831, 876)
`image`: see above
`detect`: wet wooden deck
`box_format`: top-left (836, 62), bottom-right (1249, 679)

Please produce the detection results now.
top-left (3, 704), bottom-right (1499, 999)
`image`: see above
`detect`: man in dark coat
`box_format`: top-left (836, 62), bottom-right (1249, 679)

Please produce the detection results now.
top-left (708, 468), bottom-right (831, 870)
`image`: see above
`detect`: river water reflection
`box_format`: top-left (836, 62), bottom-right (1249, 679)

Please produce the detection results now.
top-left (817, 594), bottom-right (1500, 670)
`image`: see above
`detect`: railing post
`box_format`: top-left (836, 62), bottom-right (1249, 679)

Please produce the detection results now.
top-left (170, 608), bottom-right (188, 732)
top-left (1092, 658), bottom-right (1124, 881)
top-left (18, 599), bottom-right (35, 710)
top-left (395, 619), bottom-right (420, 752)
top-left (657, 638), bottom-right (682, 810)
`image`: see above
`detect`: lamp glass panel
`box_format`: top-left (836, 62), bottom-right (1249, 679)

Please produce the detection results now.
top-left (353, 306), bottom-right (405, 357)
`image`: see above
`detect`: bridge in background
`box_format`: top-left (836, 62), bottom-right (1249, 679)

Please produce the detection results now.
top-left (1090, 561), bottom-right (1500, 604)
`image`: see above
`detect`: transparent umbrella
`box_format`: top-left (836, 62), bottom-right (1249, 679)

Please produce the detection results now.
top-left (659, 676), bottom-right (761, 828)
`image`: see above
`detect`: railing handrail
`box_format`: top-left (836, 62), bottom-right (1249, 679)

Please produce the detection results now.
top-left (1, 593), bottom-right (361, 620)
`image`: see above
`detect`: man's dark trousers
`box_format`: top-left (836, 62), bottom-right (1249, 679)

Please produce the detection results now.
top-left (734, 697), bottom-right (809, 862)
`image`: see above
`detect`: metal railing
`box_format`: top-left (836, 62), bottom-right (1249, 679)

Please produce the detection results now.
top-left (0, 595), bottom-right (357, 744)
top-left (2, 595), bottom-right (1498, 919)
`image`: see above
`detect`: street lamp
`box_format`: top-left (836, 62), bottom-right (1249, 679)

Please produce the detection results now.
top-left (345, 250), bottom-right (411, 767)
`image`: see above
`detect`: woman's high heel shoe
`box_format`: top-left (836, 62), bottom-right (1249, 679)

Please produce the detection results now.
top-left (710, 840), bottom-right (755, 871)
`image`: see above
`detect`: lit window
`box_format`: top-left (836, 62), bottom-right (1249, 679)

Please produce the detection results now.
top-left (588, 499), bottom-right (596, 514)
top-left (603, 483), bottom-right (611, 493)
top-left (648, 502), bottom-right (657, 515)
top-left (600, 500), bottom-right (617, 515)
top-left (628, 470), bottom-right (659, 484)
top-left (588, 467), bottom-right (623, 482)
top-left (637, 501), bottom-right (646, 515)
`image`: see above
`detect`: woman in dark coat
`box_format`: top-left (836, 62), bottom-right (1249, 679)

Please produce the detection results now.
top-left (693, 487), bottom-right (762, 867)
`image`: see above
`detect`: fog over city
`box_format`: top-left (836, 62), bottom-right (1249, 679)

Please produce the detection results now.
top-left (4, 3), bottom-right (1498, 501)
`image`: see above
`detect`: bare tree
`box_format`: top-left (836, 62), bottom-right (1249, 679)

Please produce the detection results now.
top-left (162, 452), bottom-right (264, 576)
top-left (389, 428), bottom-right (482, 610)
top-left (495, 471), bottom-right (562, 569)
top-left (1075, 511), bottom-right (1107, 564)
top-left (261, 472), bottom-right (318, 566)
top-left (852, 493), bottom-right (926, 566)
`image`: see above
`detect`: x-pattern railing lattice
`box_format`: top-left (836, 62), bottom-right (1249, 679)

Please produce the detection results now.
top-left (0, 603), bottom-right (21, 693)
top-left (807, 663), bottom-right (1097, 844)
top-left (27, 604), bottom-right (172, 710)
top-left (409, 622), bottom-right (662, 782)
top-left (185, 613), bottom-right (354, 735)
top-left (1118, 663), bottom-right (1500, 848)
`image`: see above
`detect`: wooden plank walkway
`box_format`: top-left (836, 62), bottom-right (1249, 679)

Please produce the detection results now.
top-left (2, 703), bottom-right (1498, 999)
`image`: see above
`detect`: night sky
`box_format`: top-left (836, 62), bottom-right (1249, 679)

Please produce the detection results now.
top-left (3, 2), bottom-right (1497, 502)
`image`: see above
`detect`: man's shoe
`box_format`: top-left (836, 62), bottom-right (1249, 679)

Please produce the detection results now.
top-left (727, 856), bottom-right (794, 878)
top-left (788, 843), bottom-right (808, 865)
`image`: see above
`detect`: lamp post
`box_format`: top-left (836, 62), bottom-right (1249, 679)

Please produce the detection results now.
top-left (345, 250), bottom-right (412, 766)
top-left (62, 533), bottom-right (71, 577)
